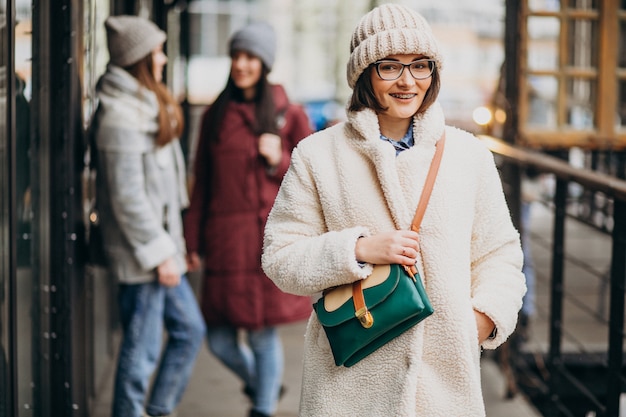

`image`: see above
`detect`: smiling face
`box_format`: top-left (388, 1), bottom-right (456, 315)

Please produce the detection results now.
top-left (370, 54), bottom-right (433, 137)
top-left (230, 50), bottom-right (263, 100)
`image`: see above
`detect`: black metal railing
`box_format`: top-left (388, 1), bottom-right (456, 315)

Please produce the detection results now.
top-left (481, 135), bottom-right (626, 417)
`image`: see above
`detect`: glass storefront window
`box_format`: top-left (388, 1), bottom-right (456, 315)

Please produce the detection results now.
top-left (566, 77), bottom-right (595, 129)
top-left (567, 18), bottom-right (597, 68)
top-left (83, 1), bottom-right (109, 125)
top-left (0, 0), bottom-right (9, 411)
top-left (83, 0), bottom-right (116, 409)
top-left (569, 0), bottom-right (597, 10)
top-left (521, 0), bottom-right (617, 146)
top-left (526, 75), bottom-right (558, 128)
top-left (15, 0), bottom-right (33, 414)
top-left (527, 17), bottom-right (560, 71)
top-left (617, 79), bottom-right (626, 128)
top-left (529, 0), bottom-right (560, 12)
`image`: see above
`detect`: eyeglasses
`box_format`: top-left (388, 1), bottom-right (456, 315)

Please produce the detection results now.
top-left (374, 59), bottom-right (436, 81)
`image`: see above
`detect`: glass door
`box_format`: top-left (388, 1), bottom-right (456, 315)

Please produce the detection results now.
top-left (14, 0), bottom-right (34, 415)
top-left (0, 0), bottom-right (35, 415)
top-left (0, 0), bottom-right (11, 412)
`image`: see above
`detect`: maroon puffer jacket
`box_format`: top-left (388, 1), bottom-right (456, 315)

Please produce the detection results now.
top-left (184, 84), bottom-right (313, 329)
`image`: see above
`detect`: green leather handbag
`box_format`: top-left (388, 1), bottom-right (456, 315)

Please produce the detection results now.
top-left (313, 133), bottom-right (445, 367)
top-left (314, 263), bottom-right (433, 367)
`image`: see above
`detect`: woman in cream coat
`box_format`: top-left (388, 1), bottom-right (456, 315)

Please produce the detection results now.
top-left (262, 4), bottom-right (526, 417)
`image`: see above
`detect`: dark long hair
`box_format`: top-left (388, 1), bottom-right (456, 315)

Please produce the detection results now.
top-left (348, 64), bottom-right (441, 115)
top-left (125, 53), bottom-right (184, 147)
top-left (204, 65), bottom-right (277, 144)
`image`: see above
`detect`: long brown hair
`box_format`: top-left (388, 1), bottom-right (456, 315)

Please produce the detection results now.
top-left (204, 65), bottom-right (277, 144)
top-left (126, 53), bottom-right (184, 147)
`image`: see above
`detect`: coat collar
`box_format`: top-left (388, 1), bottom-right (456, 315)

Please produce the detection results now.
top-left (344, 102), bottom-right (446, 231)
top-left (96, 65), bottom-right (159, 135)
top-left (345, 101), bottom-right (445, 149)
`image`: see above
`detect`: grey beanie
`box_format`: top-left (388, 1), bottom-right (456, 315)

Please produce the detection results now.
top-left (229, 22), bottom-right (277, 70)
top-left (105, 15), bottom-right (167, 67)
top-left (347, 3), bottom-right (444, 88)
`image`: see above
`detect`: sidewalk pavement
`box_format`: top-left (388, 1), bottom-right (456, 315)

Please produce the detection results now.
top-left (176, 321), bottom-right (542, 417)
top-left (92, 319), bottom-right (542, 417)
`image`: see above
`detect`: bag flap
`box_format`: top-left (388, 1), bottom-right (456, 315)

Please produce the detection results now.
top-left (323, 265), bottom-right (390, 311)
top-left (314, 264), bottom-right (401, 327)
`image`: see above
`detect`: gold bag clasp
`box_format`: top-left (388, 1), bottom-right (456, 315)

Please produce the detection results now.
top-left (356, 307), bottom-right (374, 328)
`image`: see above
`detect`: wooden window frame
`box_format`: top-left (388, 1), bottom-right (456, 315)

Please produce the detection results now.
top-left (519, 0), bottom-right (624, 150)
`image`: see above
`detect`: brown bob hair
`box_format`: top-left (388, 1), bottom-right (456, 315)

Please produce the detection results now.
top-left (348, 63), bottom-right (440, 115)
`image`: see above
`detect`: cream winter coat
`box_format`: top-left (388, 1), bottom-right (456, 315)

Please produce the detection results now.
top-left (262, 103), bottom-right (526, 417)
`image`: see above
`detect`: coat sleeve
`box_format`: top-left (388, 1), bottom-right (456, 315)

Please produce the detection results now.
top-left (469, 145), bottom-right (526, 349)
top-left (183, 108), bottom-right (211, 255)
top-left (97, 127), bottom-right (177, 271)
top-left (262, 146), bottom-right (372, 296)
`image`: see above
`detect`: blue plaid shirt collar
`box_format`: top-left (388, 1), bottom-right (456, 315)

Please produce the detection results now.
top-left (380, 126), bottom-right (414, 156)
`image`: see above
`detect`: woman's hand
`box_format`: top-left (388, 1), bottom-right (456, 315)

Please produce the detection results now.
top-left (186, 251), bottom-right (202, 272)
top-left (258, 133), bottom-right (282, 167)
top-left (157, 256), bottom-right (180, 287)
top-left (474, 310), bottom-right (496, 344)
top-left (355, 230), bottom-right (420, 267)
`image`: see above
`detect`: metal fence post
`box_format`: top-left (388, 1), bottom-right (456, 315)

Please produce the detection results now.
top-left (606, 196), bottom-right (626, 416)
top-left (547, 176), bottom-right (568, 416)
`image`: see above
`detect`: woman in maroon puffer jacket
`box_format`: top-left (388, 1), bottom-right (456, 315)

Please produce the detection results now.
top-left (183, 21), bottom-right (312, 417)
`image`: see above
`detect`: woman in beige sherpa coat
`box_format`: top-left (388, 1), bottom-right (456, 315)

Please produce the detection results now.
top-left (261, 4), bottom-right (526, 417)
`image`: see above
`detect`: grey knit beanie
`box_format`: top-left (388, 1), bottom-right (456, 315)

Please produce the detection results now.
top-left (347, 3), bottom-right (443, 88)
top-left (229, 22), bottom-right (277, 70)
top-left (105, 15), bottom-right (167, 67)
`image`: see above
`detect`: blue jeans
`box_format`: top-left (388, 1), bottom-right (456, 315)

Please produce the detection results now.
top-left (112, 276), bottom-right (206, 417)
top-left (207, 326), bottom-right (284, 416)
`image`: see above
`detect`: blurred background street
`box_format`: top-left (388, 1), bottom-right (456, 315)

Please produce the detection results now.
top-left (6, 1), bottom-right (626, 415)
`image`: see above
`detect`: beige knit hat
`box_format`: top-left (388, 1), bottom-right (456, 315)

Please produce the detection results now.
top-left (347, 3), bottom-right (444, 88)
top-left (105, 15), bottom-right (166, 67)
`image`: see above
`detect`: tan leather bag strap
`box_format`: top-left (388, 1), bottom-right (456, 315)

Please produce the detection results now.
top-left (411, 131), bottom-right (446, 234)
top-left (353, 279), bottom-right (373, 327)
top-left (353, 132), bottom-right (446, 327)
